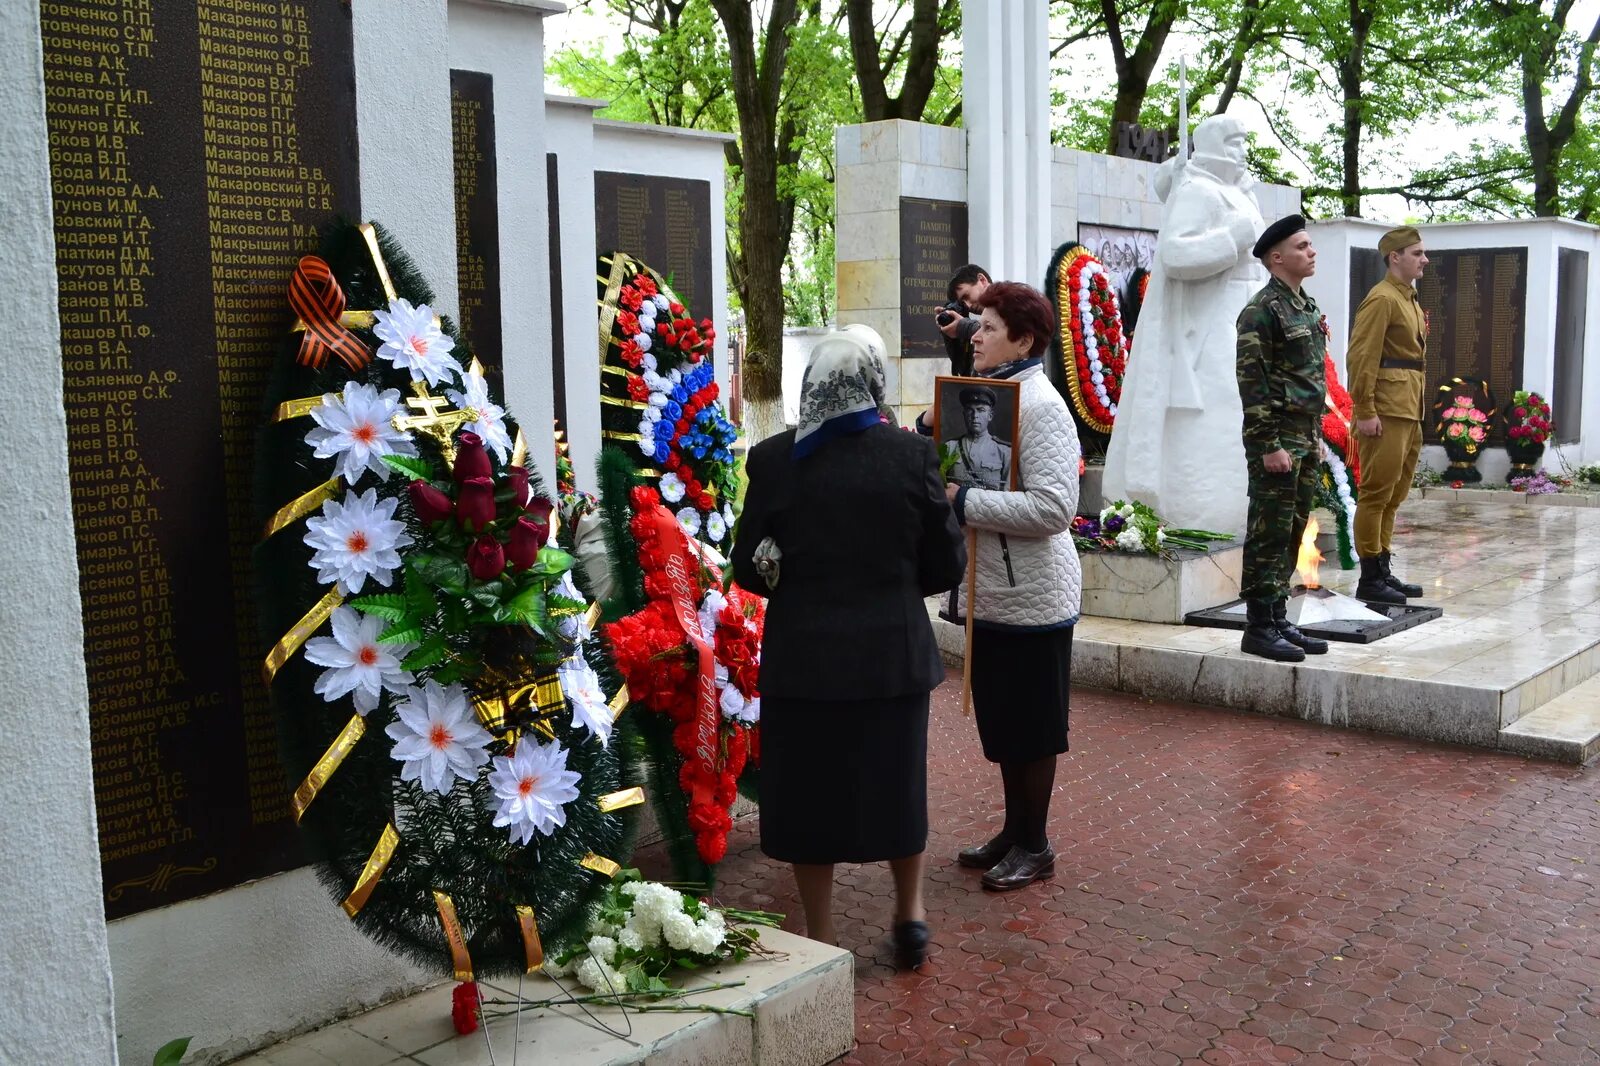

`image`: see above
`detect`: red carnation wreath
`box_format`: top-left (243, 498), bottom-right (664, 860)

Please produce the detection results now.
top-left (1052, 246), bottom-right (1129, 434)
top-left (602, 488), bottom-right (762, 864)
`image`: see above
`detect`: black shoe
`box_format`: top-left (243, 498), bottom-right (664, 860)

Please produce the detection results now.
top-left (1380, 552), bottom-right (1423, 598)
top-left (1272, 598), bottom-right (1328, 655)
top-left (957, 834), bottom-right (1014, 869)
top-left (1241, 601), bottom-right (1305, 662)
top-left (981, 845), bottom-right (1055, 890)
top-left (892, 920), bottom-right (930, 969)
top-left (1356, 556), bottom-right (1406, 605)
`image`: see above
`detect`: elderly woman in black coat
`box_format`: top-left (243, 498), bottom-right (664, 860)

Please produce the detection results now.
top-left (732, 325), bottom-right (965, 969)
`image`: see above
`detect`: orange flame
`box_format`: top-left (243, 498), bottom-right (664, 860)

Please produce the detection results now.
top-left (1296, 516), bottom-right (1323, 590)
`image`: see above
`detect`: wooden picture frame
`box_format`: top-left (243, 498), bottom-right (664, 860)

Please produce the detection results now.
top-left (932, 375), bottom-right (1022, 492)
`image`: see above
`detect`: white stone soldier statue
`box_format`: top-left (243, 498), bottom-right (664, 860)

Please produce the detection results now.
top-left (946, 384), bottom-right (1013, 490)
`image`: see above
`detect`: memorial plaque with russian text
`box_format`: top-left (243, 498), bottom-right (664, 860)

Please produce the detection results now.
top-left (900, 198), bottom-right (969, 359)
top-left (594, 172), bottom-right (712, 316)
top-left (451, 70), bottom-right (502, 374)
top-left (43, 0), bottom-right (360, 918)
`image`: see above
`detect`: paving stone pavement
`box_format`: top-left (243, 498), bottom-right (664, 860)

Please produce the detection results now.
top-left (644, 673), bottom-right (1600, 1065)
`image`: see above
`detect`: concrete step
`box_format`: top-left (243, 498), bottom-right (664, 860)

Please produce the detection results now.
top-left (1499, 676), bottom-right (1600, 764)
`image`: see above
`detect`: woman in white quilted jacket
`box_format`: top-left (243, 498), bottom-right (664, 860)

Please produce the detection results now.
top-left (942, 281), bottom-right (1083, 891)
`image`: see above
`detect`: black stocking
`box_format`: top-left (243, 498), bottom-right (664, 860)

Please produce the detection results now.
top-left (1000, 755), bottom-right (1056, 853)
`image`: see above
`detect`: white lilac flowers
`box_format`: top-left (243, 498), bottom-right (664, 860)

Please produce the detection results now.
top-left (304, 382), bottom-right (417, 483)
top-left (446, 363), bottom-right (513, 464)
top-left (304, 488), bottom-right (412, 594)
top-left (546, 878), bottom-right (731, 991)
top-left (488, 737), bottom-right (582, 845)
top-left (373, 298), bottom-right (462, 388)
top-left (303, 606), bottom-right (414, 715)
top-left (385, 681), bottom-right (492, 794)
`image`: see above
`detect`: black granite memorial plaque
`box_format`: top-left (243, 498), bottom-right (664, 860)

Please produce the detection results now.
top-left (1554, 248), bottom-right (1587, 444)
top-left (43, 0), bottom-right (359, 918)
top-left (451, 69), bottom-right (503, 375)
top-left (594, 171), bottom-right (712, 315)
top-left (900, 197), bottom-right (969, 358)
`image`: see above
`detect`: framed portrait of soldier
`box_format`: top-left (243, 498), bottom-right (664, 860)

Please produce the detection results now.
top-left (932, 375), bottom-right (1022, 491)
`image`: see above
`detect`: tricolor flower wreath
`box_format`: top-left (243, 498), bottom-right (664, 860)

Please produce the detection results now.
top-left (603, 488), bottom-right (762, 867)
top-left (1046, 243), bottom-right (1130, 437)
top-left (604, 256), bottom-right (740, 548)
top-left (255, 221), bottom-right (641, 984)
top-left (1316, 343), bottom-right (1360, 569)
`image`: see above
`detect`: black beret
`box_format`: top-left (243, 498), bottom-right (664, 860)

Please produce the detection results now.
top-left (1252, 214), bottom-right (1307, 259)
top-left (959, 385), bottom-right (997, 407)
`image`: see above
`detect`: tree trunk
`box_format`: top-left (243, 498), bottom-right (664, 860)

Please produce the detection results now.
top-left (1340, 0), bottom-right (1372, 216)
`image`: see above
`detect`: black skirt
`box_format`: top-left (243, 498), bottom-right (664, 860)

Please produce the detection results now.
top-left (970, 625), bottom-right (1073, 763)
top-left (759, 692), bottom-right (929, 864)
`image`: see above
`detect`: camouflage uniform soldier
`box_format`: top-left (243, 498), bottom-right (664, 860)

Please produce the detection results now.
top-left (1234, 215), bottom-right (1329, 662)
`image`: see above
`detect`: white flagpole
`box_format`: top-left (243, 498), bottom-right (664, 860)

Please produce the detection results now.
top-left (1177, 56), bottom-right (1189, 165)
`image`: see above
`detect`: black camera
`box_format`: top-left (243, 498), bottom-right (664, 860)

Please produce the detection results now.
top-left (936, 299), bottom-right (965, 326)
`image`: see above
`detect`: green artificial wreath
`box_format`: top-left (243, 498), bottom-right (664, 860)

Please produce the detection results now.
top-left (253, 221), bottom-right (642, 977)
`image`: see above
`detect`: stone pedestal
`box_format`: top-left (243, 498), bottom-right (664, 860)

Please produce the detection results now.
top-left (1080, 545), bottom-right (1242, 624)
top-left (1079, 463), bottom-right (1105, 516)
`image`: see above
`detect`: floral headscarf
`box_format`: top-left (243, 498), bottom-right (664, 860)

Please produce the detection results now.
top-left (792, 324), bottom-right (892, 459)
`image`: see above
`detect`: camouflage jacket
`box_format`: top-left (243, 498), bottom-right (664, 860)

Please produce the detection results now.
top-left (1235, 276), bottom-right (1328, 456)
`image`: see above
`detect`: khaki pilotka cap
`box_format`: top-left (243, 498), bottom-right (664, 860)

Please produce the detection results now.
top-left (1378, 226), bottom-right (1422, 256)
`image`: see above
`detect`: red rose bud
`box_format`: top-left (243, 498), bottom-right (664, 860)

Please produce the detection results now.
top-left (453, 432), bottom-right (493, 483)
top-left (467, 535), bottom-right (506, 580)
top-left (525, 496), bottom-right (554, 540)
top-left (457, 476), bottom-right (497, 531)
top-left (408, 479), bottom-right (454, 525)
top-left (697, 492), bottom-right (716, 510)
top-left (505, 465), bottom-right (531, 509)
top-left (507, 515), bottom-right (547, 569)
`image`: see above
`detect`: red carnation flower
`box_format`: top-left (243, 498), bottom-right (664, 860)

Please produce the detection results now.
top-left (452, 982), bottom-right (480, 1035)
top-left (619, 340), bottom-right (644, 368)
top-left (627, 376), bottom-right (651, 401)
top-left (620, 287), bottom-right (644, 311)
top-left (635, 275), bottom-right (658, 297)
top-left (617, 310), bottom-right (640, 336)
top-left (697, 492), bottom-right (715, 510)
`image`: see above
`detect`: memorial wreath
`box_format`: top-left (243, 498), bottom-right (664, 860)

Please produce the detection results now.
top-left (1045, 242), bottom-right (1130, 445)
top-left (253, 221), bottom-right (644, 988)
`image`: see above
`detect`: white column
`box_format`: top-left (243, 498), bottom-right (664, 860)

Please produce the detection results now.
top-left (0, 3), bottom-right (119, 1062)
top-left (962, 0), bottom-right (1050, 285)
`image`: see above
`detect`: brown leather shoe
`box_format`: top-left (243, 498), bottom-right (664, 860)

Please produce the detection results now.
top-left (957, 834), bottom-right (1013, 869)
top-left (980, 845), bottom-right (1055, 890)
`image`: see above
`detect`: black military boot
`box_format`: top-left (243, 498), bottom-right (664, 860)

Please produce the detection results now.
top-left (1273, 599), bottom-right (1328, 654)
top-left (1241, 601), bottom-right (1305, 661)
top-left (1380, 552), bottom-right (1423, 598)
top-left (1355, 556), bottom-right (1406, 605)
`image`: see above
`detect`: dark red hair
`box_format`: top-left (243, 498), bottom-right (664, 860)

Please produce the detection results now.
top-left (975, 281), bottom-right (1053, 359)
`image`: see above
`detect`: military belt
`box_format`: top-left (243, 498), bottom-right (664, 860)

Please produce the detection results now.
top-left (1379, 356), bottom-right (1425, 370)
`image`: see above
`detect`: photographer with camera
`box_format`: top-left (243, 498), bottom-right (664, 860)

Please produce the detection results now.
top-left (936, 264), bottom-right (991, 377)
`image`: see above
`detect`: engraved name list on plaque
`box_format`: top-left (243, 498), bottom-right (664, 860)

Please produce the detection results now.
top-left (42, 0), bottom-right (360, 918)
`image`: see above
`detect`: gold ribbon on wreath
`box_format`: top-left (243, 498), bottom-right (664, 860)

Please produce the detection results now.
top-left (598, 787), bottom-right (645, 813)
top-left (291, 714), bottom-right (366, 822)
top-left (515, 905), bottom-right (544, 972)
top-left (433, 891), bottom-right (474, 981)
top-left (261, 478), bottom-right (339, 541)
top-left (342, 822), bottom-right (399, 916)
top-left (263, 588), bottom-right (343, 687)
top-left (580, 853), bottom-right (621, 878)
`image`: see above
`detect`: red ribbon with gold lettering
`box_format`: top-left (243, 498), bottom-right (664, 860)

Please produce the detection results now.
top-left (288, 255), bottom-right (372, 371)
top-left (648, 507), bottom-right (721, 782)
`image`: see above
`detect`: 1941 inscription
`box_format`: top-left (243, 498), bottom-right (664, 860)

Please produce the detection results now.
top-left (42, 0), bottom-right (360, 918)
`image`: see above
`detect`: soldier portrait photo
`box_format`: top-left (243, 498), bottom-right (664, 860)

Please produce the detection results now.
top-left (933, 377), bottom-right (1020, 491)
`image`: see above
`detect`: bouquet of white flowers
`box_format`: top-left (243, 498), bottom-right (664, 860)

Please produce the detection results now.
top-left (545, 869), bottom-right (781, 996)
top-left (1071, 499), bottom-right (1233, 556)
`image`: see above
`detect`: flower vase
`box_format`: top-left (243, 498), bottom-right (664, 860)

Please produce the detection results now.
top-left (1442, 439), bottom-right (1483, 483)
top-left (1505, 439), bottom-right (1545, 483)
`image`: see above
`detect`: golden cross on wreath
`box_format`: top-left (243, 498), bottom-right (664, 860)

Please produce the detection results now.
top-left (392, 383), bottom-right (476, 466)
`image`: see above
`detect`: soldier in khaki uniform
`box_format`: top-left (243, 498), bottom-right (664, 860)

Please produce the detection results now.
top-left (1347, 226), bottom-right (1429, 604)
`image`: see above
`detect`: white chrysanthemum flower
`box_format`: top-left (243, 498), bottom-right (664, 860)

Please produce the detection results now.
top-left (741, 696), bottom-right (760, 725)
top-left (676, 507), bottom-right (701, 536)
top-left (634, 332), bottom-right (653, 353)
top-left (659, 471), bottom-right (687, 503)
top-left (487, 737), bottom-right (582, 845)
top-left (1115, 528), bottom-right (1145, 552)
top-left (668, 368), bottom-right (683, 385)
top-left (303, 606), bottom-right (414, 715)
top-left (446, 363), bottom-right (513, 464)
top-left (305, 488), bottom-right (412, 594)
top-left (304, 382), bottom-right (417, 484)
top-left (653, 294), bottom-right (671, 312)
top-left (705, 511), bottom-right (727, 543)
top-left (643, 370), bottom-right (672, 395)
top-left (642, 405), bottom-right (663, 424)
top-left (384, 681), bottom-right (492, 794)
top-left (373, 298), bottom-right (462, 387)
top-left (642, 352), bottom-right (658, 373)
top-left (558, 658), bottom-right (614, 747)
